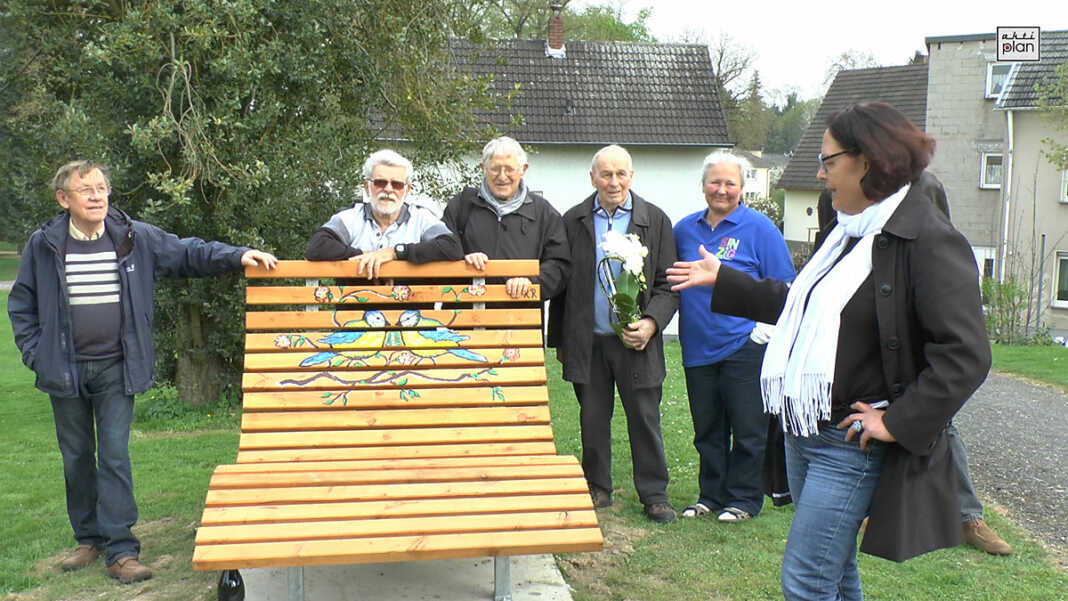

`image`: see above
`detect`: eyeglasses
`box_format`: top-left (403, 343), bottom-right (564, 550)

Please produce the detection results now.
top-left (486, 165), bottom-right (519, 177)
top-left (818, 150), bottom-right (853, 172)
top-left (369, 178), bottom-right (407, 192)
top-left (68, 185), bottom-right (110, 197)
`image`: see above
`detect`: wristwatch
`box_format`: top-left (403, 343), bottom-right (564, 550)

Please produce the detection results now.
top-left (394, 243), bottom-right (409, 261)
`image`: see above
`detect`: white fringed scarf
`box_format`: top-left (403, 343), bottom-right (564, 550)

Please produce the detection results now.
top-left (760, 184), bottom-right (910, 436)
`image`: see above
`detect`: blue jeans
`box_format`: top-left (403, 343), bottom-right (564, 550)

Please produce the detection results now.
top-left (782, 425), bottom-right (887, 601)
top-left (49, 357), bottom-right (139, 565)
top-left (683, 339), bottom-right (768, 515)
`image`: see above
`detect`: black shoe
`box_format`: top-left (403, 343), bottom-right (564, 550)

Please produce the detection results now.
top-left (589, 486), bottom-right (613, 508)
top-left (644, 502), bottom-right (677, 523)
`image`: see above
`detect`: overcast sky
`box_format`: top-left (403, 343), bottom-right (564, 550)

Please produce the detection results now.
top-left (570, 0), bottom-right (1068, 103)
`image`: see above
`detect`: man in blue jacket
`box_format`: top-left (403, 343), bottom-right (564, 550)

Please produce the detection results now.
top-left (7, 160), bottom-right (277, 583)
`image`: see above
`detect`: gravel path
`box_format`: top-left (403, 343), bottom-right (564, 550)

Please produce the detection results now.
top-left (954, 372), bottom-right (1068, 567)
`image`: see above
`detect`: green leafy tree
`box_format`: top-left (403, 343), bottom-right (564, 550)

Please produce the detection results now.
top-left (766, 92), bottom-right (819, 154)
top-left (0, 0), bottom-right (496, 402)
top-left (567, 5), bottom-right (654, 42)
top-left (732, 72), bottom-right (773, 150)
top-left (483, 0), bottom-right (655, 42)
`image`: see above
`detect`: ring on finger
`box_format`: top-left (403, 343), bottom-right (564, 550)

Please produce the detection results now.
top-left (850, 420), bottom-right (864, 433)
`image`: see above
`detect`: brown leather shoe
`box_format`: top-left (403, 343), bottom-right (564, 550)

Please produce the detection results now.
top-left (963, 518), bottom-right (1013, 555)
top-left (107, 556), bottom-right (153, 583)
top-left (59, 544), bottom-right (103, 571)
top-left (643, 502), bottom-right (677, 523)
top-left (589, 485), bottom-right (613, 508)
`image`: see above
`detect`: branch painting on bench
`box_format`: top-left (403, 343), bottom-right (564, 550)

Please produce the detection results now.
top-left (272, 308), bottom-right (522, 405)
top-left (313, 285), bottom-right (413, 304)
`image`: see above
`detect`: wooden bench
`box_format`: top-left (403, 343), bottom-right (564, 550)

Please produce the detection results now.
top-left (192, 260), bottom-right (603, 600)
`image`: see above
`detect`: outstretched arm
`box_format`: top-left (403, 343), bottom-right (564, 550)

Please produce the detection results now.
top-left (666, 244), bottom-right (721, 290)
top-left (241, 249), bottom-right (278, 269)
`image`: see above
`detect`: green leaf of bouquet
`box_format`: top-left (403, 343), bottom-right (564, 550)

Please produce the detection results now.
top-left (616, 270), bottom-right (639, 298)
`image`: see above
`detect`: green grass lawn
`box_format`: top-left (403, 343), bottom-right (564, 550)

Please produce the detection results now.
top-left (990, 343), bottom-right (1068, 392)
top-left (0, 256), bottom-right (18, 281)
top-left (546, 341), bottom-right (1068, 601)
top-left (1, 294), bottom-right (235, 600)
top-left (2, 289), bottom-right (1065, 600)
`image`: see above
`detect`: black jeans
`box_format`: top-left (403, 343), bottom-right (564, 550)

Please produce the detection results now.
top-left (683, 339), bottom-right (768, 515)
top-left (49, 357), bottom-right (139, 565)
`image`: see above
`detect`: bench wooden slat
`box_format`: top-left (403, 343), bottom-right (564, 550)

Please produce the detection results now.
top-left (193, 527), bottom-right (604, 571)
top-left (246, 308), bottom-right (541, 330)
top-left (244, 260), bottom-right (540, 279)
top-left (241, 406), bottom-right (551, 432)
top-left (209, 463), bottom-right (583, 489)
top-left (246, 329), bottom-right (543, 351)
top-left (204, 477), bottom-right (590, 506)
top-left (195, 510), bottom-right (599, 545)
top-left (235, 441), bottom-right (559, 463)
top-left (244, 347), bottom-right (545, 372)
top-left (241, 365), bottom-right (547, 392)
top-left (247, 284), bottom-right (539, 305)
top-left (200, 492), bottom-right (596, 525)
top-left (241, 386), bottom-right (549, 411)
top-left (238, 425), bottom-right (554, 450)
top-left (213, 455), bottom-right (577, 474)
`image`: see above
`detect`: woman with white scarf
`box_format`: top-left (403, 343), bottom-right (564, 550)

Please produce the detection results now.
top-left (667, 102), bottom-right (990, 601)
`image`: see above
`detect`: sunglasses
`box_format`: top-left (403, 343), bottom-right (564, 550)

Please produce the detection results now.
top-left (369, 178), bottom-right (407, 192)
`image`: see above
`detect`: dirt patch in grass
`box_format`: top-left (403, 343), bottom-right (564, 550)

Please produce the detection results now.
top-left (6, 518), bottom-right (216, 601)
top-left (558, 505), bottom-right (650, 599)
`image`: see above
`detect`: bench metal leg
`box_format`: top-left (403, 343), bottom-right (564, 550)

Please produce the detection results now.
top-left (287, 566), bottom-right (305, 601)
top-left (493, 556), bottom-right (511, 601)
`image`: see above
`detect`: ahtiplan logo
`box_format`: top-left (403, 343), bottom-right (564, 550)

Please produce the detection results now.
top-left (997, 27), bottom-right (1040, 61)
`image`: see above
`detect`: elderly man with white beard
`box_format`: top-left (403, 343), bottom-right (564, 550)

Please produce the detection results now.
top-left (306, 149), bottom-right (462, 277)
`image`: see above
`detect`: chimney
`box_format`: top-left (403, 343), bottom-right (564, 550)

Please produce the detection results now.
top-left (546, 3), bottom-right (565, 58)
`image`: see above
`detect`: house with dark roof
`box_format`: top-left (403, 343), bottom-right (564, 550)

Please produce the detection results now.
top-left (735, 150), bottom-right (788, 203)
top-left (447, 17), bottom-right (731, 227)
top-left (992, 30), bottom-right (1068, 333)
top-left (926, 30), bottom-right (1068, 335)
top-left (777, 64), bottom-right (929, 252)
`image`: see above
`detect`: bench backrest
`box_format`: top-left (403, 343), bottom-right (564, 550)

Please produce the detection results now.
top-left (237, 259), bottom-right (557, 464)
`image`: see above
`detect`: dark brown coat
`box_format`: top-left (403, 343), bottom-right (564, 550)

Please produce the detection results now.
top-left (711, 174), bottom-right (991, 561)
top-left (547, 192), bottom-right (679, 386)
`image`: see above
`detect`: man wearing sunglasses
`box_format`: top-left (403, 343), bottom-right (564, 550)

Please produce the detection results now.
top-left (8, 160), bottom-right (277, 584)
top-left (306, 149), bottom-right (462, 277)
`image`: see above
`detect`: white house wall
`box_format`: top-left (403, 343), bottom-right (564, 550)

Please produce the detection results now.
top-left (784, 189), bottom-right (821, 246)
top-left (1002, 111), bottom-right (1068, 334)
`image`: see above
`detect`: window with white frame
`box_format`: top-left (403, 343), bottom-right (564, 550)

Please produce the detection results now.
top-left (980, 153), bottom-right (1003, 189)
top-left (1055, 252), bottom-right (1068, 308)
top-left (986, 63), bottom-right (1012, 98)
top-left (1060, 170), bottom-right (1068, 204)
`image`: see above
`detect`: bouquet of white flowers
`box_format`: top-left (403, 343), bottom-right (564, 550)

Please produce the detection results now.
top-left (597, 230), bottom-right (649, 339)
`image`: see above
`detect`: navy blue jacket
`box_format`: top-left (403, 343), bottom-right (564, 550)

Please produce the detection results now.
top-left (8, 207), bottom-right (249, 397)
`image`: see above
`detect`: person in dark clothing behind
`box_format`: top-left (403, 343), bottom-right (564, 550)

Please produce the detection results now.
top-left (441, 136), bottom-right (570, 299)
top-left (306, 149), bottom-right (462, 276)
top-left (8, 160), bottom-right (277, 584)
top-left (816, 177), bottom-right (1012, 556)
